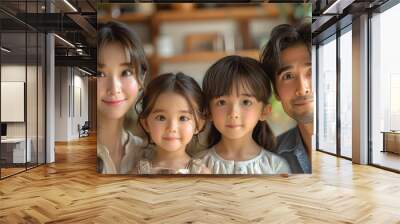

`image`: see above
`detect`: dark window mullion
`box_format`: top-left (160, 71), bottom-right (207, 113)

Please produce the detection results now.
top-left (337, 28), bottom-right (341, 157)
top-left (316, 44), bottom-right (319, 151)
top-left (0, 23), bottom-right (2, 179)
top-left (44, 0), bottom-right (48, 164)
top-left (25, 0), bottom-right (28, 171)
top-left (367, 11), bottom-right (373, 165)
top-left (36, 0), bottom-right (39, 167)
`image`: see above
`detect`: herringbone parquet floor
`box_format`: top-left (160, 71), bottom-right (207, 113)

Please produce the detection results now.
top-left (0, 135), bottom-right (399, 223)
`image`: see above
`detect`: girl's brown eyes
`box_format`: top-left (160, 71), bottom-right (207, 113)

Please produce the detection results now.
top-left (242, 99), bottom-right (253, 106)
top-left (122, 69), bottom-right (134, 77)
top-left (179, 116), bottom-right (190, 121)
top-left (215, 100), bottom-right (226, 106)
top-left (155, 115), bottom-right (166, 121)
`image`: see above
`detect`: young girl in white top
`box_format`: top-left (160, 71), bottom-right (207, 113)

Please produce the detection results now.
top-left (197, 55), bottom-right (291, 174)
top-left (136, 73), bottom-right (209, 174)
top-left (97, 21), bottom-right (148, 174)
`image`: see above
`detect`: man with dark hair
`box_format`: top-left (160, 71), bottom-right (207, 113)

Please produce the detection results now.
top-left (260, 23), bottom-right (312, 173)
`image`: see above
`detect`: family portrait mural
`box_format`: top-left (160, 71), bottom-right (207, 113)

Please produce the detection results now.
top-left (96, 3), bottom-right (313, 175)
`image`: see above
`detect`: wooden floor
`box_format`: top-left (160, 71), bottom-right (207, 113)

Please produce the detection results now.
top-left (0, 135), bottom-right (400, 223)
top-left (1, 167), bottom-right (26, 178)
top-left (1, 163), bottom-right (44, 178)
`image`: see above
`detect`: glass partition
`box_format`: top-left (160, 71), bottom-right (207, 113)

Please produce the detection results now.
top-left (339, 27), bottom-right (352, 158)
top-left (1, 30), bottom-right (28, 177)
top-left (317, 35), bottom-right (337, 155)
top-left (371, 3), bottom-right (400, 171)
top-left (0, 1), bottom-right (46, 179)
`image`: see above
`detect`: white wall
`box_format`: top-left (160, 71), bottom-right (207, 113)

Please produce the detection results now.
top-left (72, 72), bottom-right (89, 138)
top-left (55, 67), bottom-right (71, 141)
top-left (1, 65), bottom-right (37, 137)
top-left (54, 67), bottom-right (89, 141)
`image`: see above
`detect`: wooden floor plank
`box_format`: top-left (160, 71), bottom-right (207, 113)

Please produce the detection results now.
top-left (0, 135), bottom-right (399, 223)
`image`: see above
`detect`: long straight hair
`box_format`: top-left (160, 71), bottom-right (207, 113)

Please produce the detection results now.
top-left (202, 55), bottom-right (276, 150)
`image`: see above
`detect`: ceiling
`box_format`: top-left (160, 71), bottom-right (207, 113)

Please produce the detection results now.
top-left (1, 0), bottom-right (395, 73)
top-left (311, 0), bottom-right (390, 44)
top-left (0, 0), bottom-right (96, 73)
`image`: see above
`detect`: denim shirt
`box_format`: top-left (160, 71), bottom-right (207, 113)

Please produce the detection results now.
top-left (275, 127), bottom-right (311, 173)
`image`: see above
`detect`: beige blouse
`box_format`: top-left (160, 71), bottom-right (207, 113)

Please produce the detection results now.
top-left (196, 147), bottom-right (291, 175)
top-left (137, 159), bottom-right (205, 174)
top-left (136, 147), bottom-right (208, 174)
top-left (97, 130), bottom-right (144, 174)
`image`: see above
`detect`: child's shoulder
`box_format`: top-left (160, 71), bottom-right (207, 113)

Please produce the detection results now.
top-left (193, 148), bottom-right (214, 159)
top-left (188, 158), bottom-right (210, 174)
top-left (136, 159), bottom-right (152, 174)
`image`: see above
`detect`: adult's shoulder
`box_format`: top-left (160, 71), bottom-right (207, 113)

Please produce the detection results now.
top-left (277, 126), bottom-right (299, 141)
top-left (276, 126), bottom-right (300, 152)
top-left (126, 130), bottom-right (144, 146)
top-left (124, 130), bottom-right (148, 160)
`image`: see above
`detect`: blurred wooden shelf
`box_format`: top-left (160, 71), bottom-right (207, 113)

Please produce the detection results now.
top-left (98, 13), bottom-right (151, 23)
top-left (98, 5), bottom-right (282, 76)
top-left (152, 6), bottom-right (279, 23)
top-left (152, 49), bottom-right (260, 63)
top-left (98, 5), bottom-right (279, 24)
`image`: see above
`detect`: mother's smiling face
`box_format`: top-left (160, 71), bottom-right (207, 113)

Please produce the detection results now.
top-left (97, 42), bottom-right (140, 120)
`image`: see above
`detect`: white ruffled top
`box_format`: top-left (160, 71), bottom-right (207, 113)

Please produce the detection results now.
top-left (97, 130), bottom-right (144, 174)
top-left (196, 147), bottom-right (291, 175)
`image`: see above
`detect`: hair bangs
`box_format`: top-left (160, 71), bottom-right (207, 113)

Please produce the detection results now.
top-left (97, 21), bottom-right (148, 85)
top-left (203, 55), bottom-right (271, 104)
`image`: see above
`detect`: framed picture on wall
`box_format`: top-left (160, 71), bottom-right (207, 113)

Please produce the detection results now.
top-left (1, 81), bottom-right (25, 122)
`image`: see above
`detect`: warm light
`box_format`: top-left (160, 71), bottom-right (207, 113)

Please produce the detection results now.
top-left (54, 34), bottom-right (75, 48)
top-left (1, 47), bottom-right (11, 53)
top-left (323, 0), bottom-right (341, 14)
top-left (77, 67), bottom-right (92, 76)
top-left (63, 0), bottom-right (78, 12)
top-left (322, 0), bottom-right (354, 15)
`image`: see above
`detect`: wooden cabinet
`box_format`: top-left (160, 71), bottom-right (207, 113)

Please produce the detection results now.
top-left (382, 131), bottom-right (400, 154)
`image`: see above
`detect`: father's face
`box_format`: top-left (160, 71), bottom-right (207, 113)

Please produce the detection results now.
top-left (275, 44), bottom-right (313, 124)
